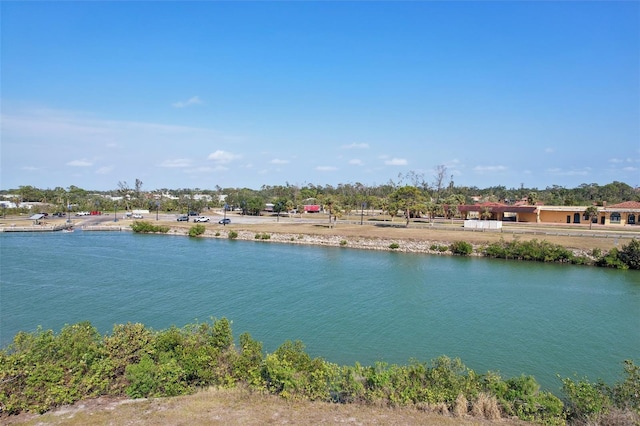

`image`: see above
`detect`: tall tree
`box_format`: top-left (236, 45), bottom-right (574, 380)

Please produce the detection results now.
top-left (584, 206), bottom-right (599, 230)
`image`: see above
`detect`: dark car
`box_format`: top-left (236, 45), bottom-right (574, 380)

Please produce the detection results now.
top-left (177, 215), bottom-right (189, 222)
top-left (188, 211), bottom-right (199, 216)
top-left (219, 218), bottom-right (231, 225)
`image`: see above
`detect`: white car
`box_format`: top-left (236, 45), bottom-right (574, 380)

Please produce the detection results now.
top-left (132, 214), bottom-right (143, 219)
top-left (193, 216), bottom-right (210, 223)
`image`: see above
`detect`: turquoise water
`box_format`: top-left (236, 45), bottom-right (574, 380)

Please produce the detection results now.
top-left (1, 231), bottom-right (638, 391)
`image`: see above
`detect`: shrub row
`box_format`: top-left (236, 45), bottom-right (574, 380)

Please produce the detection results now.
top-left (482, 237), bottom-right (640, 269)
top-left (1, 319), bottom-right (637, 425)
top-left (129, 221), bottom-right (170, 234)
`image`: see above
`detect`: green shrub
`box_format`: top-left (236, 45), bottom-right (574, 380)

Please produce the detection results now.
top-left (596, 248), bottom-right (629, 269)
top-left (215, 231), bottom-right (220, 236)
top-left (130, 221), bottom-right (170, 233)
top-left (340, 240), bottom-right (347, 246)
top-left (483, 238), bottom-right (574, 264)
top-left (188, 224), bottom-right (206, 237)
top-left (5, 318), bottom-right (638, 422)
top-left (228, 230), bottom-right (238, 239)
top-left (612, 359), bottom-right (640, 412)
top-left (389, 242), bottom-right (400, 249)
top-left (450, 241), bottom-right (473, 256)
top-left (562, 375), bottom-right (611, 421)
top-left (619, 239), bottom-right (640, 270)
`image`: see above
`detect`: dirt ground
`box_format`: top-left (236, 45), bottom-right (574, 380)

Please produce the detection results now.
top-left (3, 387), bottom-right (532, 426)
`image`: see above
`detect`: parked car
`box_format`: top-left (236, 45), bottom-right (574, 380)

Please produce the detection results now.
top-left (219, 218), bottom-right (231, 225)
top-left (177, 215), bottom-right (189, 222)
top-left (132, 214), bottom-right (143, 219)
top-left (188, 211), bottom-right (199, 216)
top-left (75, 211), bottom-right (90, 216)
top-left (193, 216), bottom-right (210, 223)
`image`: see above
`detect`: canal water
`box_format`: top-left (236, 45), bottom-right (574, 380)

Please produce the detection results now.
top-left (1, 231), bottom-right (638, 391)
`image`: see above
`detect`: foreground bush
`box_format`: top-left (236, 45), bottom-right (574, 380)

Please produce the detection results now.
top-left (130, 221), bottom-right (170, 234)
top-left (188, 224), bottom-right (206, 237)
top-left (1, 320), bottom-right (638, 425)
top-left (450, 241), bottom-right (473, 256)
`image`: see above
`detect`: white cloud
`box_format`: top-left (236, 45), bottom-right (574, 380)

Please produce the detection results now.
top-left (208, 150), bottom-right (241, 164)
top-left (546, 167), bottom-right (591, 176)
top-left (95, 166), bottom-right (113, 175)
top-left (159, 158), bottom-right (192, 168)
top-left (316, 166), bottom-right (338, 171)
top-left (473, 165), bottom-right (507, 173)
top-left (341, 142), bottom-right (369, 149)
top-left (67, 159), bottom-right (93, 167)
top-left (610, 157), bottom-right (639, 164)
top-left (385, 158), bottom-right (408, 166)
top-left (349, 159), bottom-right (363, 166)
top-left (271, 158), bottom-right (289, 164)
top-left (172, 96), bottom-right (203, 108)
top-left (622, 166), bottom-right (638, 172)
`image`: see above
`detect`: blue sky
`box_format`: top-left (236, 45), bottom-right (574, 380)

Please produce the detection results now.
top-left (2, 1), bottom-right (638, 191)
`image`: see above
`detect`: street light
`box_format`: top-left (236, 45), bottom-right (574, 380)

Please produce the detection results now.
top-left (113, 201), bottom-right (118, 222)
top-left (223, 204), bottom-right (228, 225)
top-left (156, 201), bottom-right (160, 221)
top-left (361, 202), bottom-right (366, 225)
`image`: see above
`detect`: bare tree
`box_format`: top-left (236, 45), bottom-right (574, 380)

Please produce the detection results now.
top-left (433, 165), bottom-right (447, 202)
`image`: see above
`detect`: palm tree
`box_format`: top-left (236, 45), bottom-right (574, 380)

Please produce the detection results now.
top-left (584, 206), bottom-right (599, 230)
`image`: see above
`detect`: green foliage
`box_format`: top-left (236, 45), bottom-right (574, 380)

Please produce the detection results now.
top-left (188, 224), bottom-right (206, 237)
top-left (255, 233), bottom-right (271, 240)
top-left (595, 248), bottom-right (629, 269)
top-left (228, 230), bottom-right (238, 239)
top-left (619, 239), bottom-right (640, 270)
top-left (339, 240), bottom-right (348, 246)
top-left (488, 374), bottom-right (564, 425)
top-left (612, 359), bottom-right (640, 412)
top-left (130, 221), bottom-right (170, 233)
top-left (561, 375), bottom-right (611, 421)
top-left (125, 354), bottom-right (187, 398)
top-left (450, 241), bottom-right (473, 256)
top-left (483, 238), bottom-right (574, 263)
top-left (389, 242), bottom-right (400, 249)
top-left (2, 318), bottom-right (637, 424)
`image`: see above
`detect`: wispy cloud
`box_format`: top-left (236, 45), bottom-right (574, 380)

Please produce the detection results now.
top-left (271, 158), bottom-right (289, 164)
top-left (208, 150), bottom-right (241, 164)
top-left (159, 158), bottom-right (192, 168)
top-left (316, 166), bottom-right (338, 171)
top-left (172, 96), bottom-right (203, 108)
top-left (473, 165), bottom-right (507, 173)
top-left (95, 166), bottom-right (113, 175)
top-left (385, 158), bottom-right (408, 166)
top-left (66, 159), bottom-right (93, 167)
top-left (546, 167), bottom-right (591, 176)
top-left (341, 142), bottom-right (369, 149)
top-left (349, 159), bottom-right (363, 166)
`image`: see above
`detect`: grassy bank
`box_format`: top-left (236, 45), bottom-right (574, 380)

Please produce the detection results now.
top-left (1, 319), bottom-right (638, 425)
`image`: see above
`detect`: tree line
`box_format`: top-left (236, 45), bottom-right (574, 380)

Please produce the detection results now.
top-left (1, 174), bottom-right (638, 219)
